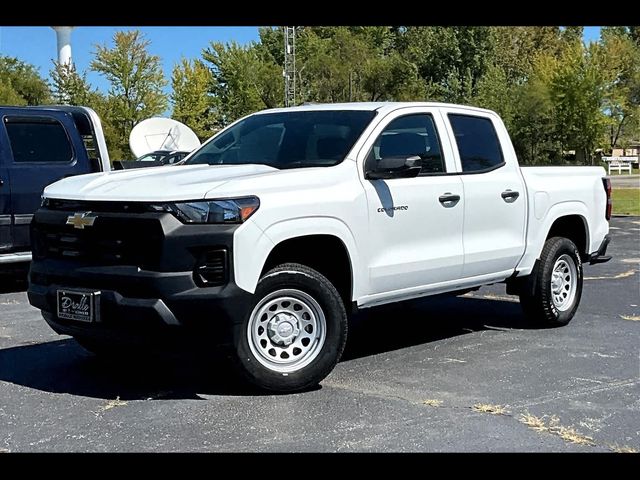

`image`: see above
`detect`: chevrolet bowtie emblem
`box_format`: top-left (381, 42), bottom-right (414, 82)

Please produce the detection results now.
top-left (66, 212), bottom-right (97, 229)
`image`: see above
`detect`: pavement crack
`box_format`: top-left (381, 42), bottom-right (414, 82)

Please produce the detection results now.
top-left (511, 379), bottom-right (638, 409)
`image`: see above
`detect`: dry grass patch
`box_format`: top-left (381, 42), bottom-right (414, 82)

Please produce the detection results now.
top-left (519, 412), bottom-right (547, 432)
top-left (100, 396), bottom-right (128, 412)
top-left (519, 413), bottom-right (595, 446)
top-left (472, 403), bottom-right (509, 415)
top-left (609, 444), bottom-right (639, 453)
top-left (422, 399), bottom-right (443, 407)
top-left (554, 425), bottom-right (595, 446)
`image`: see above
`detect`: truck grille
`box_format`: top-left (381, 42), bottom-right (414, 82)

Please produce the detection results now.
top-left (32, 216), bottom-right (163, 268)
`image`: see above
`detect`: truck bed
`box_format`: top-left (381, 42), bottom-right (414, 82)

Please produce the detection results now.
top-left (517, 166), bottom-right (609, 275)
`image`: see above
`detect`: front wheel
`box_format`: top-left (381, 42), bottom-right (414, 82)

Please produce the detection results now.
top-left (519, 236), bottom-right (584, 327)
top-left (231, 263), bottom-right (348, 392)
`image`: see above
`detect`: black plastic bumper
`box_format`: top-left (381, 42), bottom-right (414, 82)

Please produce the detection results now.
top-left (589, 234), bottom-right (612, 265)
top-left (28, 262), bottom-right (254, 344)
top-left (27, 205), bottom-right (255, 344)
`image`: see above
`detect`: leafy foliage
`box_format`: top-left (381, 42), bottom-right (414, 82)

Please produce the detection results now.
top-left (0, 55), bottom-right (50, 105)
top-left (90, 30), bottom-right (168, 159)
top-left (171, 58), bottom-right (216, 139)
top-left (1, 27), bottom-right (637, 165)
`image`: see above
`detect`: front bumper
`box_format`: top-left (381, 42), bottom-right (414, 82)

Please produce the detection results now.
top-left (27, 205), bottom-right (255, 344)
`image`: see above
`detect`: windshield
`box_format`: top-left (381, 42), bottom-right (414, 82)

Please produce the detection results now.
top-left (184, 110), bottom-right (377, 169)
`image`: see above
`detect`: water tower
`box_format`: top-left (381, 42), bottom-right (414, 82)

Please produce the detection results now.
top-left (51, 26), bottom-right (74, 65)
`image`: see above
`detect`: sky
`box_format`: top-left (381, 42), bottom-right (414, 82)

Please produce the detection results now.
top-left (0, 26), bottom-right (602, 97)
top-left (0, 26), bottom-right (261, 95)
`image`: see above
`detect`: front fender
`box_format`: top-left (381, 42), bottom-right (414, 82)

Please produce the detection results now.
top-left (233, 216), bottom-right (363, 299)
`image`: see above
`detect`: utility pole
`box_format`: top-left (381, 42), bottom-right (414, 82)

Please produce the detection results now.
top-left (284, 26), bottom-right (296, 107)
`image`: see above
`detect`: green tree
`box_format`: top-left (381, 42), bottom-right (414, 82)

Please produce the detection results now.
top-left (0, 55), bottom-right (50, 105)
top-left (202, 41), bottom-right (282, 126)
top-left (171, 58), bottom-right (216, 139)
top-left (548, 43), bottom-right (608, 164)
top-left (401, 26), bottom-right (495, 103)
top-left (50, 61), bottom-right (97, 105)
top-left (91, 30), bottom-right (168, 158)
top-left (596, 28), bottom-right (640, 152)
top-left (0, 77), bottom-right (26, 105)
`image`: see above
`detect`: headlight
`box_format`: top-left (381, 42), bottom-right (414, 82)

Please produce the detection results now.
top-left (152, 196), bottom-right (260, 224)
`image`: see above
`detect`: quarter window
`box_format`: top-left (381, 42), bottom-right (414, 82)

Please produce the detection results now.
top-left (448, 114), bottom-right (504, 173)
top-left (367, 114), bottom-right (445, 175)
top-left (5, 117), bottom-right (73, 163)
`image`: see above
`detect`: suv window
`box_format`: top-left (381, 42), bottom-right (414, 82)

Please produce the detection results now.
top-left (5, 117), bottom-right (73, 163)
top-left (367, 114), bottom-right (445, 175)
top-left (448, 114), bottom-right (504, 173)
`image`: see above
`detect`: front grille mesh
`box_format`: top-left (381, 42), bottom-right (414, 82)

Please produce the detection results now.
top-left (32, 216), bottom-right (163, 268)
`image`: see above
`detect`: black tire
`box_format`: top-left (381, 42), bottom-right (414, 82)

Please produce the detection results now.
top-left (519, 236), bottom-right (583, 327)
top-left (231, 263), bottom-right (348, 393)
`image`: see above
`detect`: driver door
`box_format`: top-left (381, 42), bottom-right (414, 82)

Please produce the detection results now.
top-left (358, 108), bottom-right (465, 297)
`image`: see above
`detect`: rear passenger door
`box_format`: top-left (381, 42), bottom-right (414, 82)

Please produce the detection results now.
top-left (443, 110), bottom-right (526, 278)
top-left (2, 112), bottom-right (92, 250)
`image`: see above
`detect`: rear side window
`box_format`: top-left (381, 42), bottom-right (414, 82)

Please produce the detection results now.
top-left (448, 114), bottom-right (504, 173)
top-left (4, 117), bottom-right (73, 163)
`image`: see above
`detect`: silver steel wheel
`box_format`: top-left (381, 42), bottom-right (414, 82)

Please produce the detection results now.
top-left (550, 254), bottom-right (578, 312)
top-left (247, 289), bottom-right (327, 373)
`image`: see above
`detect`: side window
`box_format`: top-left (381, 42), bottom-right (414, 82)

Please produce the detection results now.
top-left (367, 114), bottom-right (445, 174)
top-left (5, 117), bottom-right (73, 163)
top-left (448, 114), bottom-right (504, 173)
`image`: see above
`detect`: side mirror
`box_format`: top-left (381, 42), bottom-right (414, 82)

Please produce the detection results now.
top-left (365, 155), bottom-right (422, 180)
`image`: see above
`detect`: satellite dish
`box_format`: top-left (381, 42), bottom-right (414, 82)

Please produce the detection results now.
top-left (129, 117), bottom-right (201, 158)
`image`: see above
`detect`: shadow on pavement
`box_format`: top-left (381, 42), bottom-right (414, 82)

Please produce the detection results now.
top-left (343, 294), bottom-right (529, 360)
top-left (0, 264), bottom-right (29, 294)
top-left (0, 294), bottom-right (533, 401)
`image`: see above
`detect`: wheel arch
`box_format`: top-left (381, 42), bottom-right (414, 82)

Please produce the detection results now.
top-left (516, 201), bottom-right (592, 275)
top-left (234, 217), bottom-right (363, 302)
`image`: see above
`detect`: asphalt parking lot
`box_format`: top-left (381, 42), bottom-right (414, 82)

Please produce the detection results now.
top-left (0, 217), bottom-right (638, 452)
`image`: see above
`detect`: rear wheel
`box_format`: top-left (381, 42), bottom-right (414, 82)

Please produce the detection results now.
top-left (519, 236), bottom-right (583, 327)
top-left (231, 263), bottom-right (348, 392)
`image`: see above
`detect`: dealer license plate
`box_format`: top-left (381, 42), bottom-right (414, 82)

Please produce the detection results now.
top-left (56, 289), bottom-right (100, 323)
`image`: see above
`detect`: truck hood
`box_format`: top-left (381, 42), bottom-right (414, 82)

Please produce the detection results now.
top-left (43, 164), bottom-right (281, 202)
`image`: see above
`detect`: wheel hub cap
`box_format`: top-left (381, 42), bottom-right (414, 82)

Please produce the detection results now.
top-left (268, 313), bottom-right (300, 346)
top-left (550, 254), bottom-right (578, 312)
top-left (247, 289), bottom-right (327, 373)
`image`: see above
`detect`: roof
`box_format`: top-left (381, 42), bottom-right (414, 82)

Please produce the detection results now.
top-left (258, 101), bottom-right (496, 115)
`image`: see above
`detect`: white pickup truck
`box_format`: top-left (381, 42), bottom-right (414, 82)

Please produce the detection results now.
top-left (28, 102), bottom-right (612, 392)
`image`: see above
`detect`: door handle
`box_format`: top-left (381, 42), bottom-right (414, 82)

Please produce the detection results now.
top-left (501, 190), bottom-right (519, 203)
top-left (439, 193), bottom-right (460, 206)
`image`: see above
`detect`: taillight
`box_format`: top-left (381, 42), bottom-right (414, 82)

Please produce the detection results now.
top-left (602, 177), bottom-right (612, 221)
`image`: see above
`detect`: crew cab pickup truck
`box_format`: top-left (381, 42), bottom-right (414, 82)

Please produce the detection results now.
top-left (0, 106), bottom-right (110, 266)
top-left (27, 102), bottom-right (612, 392)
